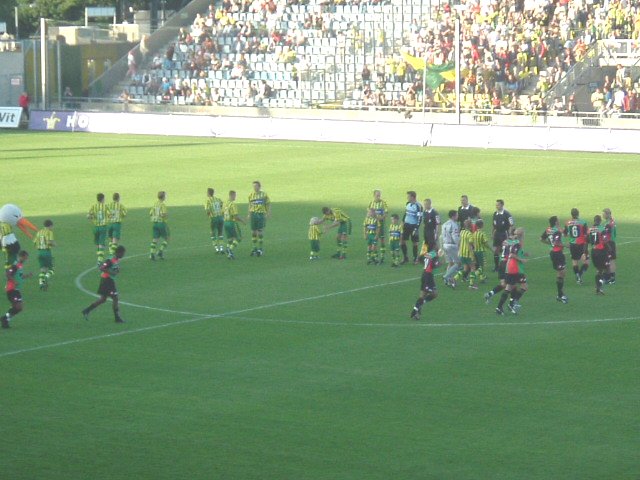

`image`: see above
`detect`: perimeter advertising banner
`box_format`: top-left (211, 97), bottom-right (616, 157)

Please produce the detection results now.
top-left (0, 107), bottom-right (23, 128)
top-left (29, 111), bottom-right (91, 132)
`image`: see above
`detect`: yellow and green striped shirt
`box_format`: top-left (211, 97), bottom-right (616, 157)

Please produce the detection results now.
top-left (308, 224), bottom-right (322, 241)
top-left (458, 229), bottom-right (475, 258)
top-left (324, 208), bottom-right (349, 224)
top-left (150, 201), bottom-right (167, 223)
top-left (34, 228), bottom-right (54, 250)
top-left (389, 223), bottom-right (402, 241)
top-left (0, 222), bottom-right (11, 239)
top-left (472, 229), bottom-right (490, 253)
top-left (223, 200), bottom-right (239, 222)
top-left (205, 196), bottom-right (224, 217)
top-left (108, 201), bottom-right (127, 223)
top-left (248, 191), bottom-right (270, 214)
top-left (364, 216), bottom-right (378, 235)
top-left (88, 202), bottom-right (109, 226)
top-left (369, 199), bottom-right (388, 219)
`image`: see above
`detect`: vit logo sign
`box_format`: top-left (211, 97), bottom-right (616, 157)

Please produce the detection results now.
top-left (0, 107), bottom-right (23, 128)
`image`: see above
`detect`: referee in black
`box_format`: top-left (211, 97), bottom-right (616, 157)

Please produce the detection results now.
top-left (492, 199), bottom-right (514, 271)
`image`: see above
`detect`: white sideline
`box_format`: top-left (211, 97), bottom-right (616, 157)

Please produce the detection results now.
top-left (0, 241), bottom-right (637, 358)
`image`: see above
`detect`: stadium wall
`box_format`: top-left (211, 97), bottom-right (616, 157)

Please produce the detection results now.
top-left (28, 109), bottom-right (640, 154)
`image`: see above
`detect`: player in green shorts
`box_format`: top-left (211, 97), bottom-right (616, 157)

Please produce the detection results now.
top-left (388, 214), bottom-right (403, 267)
top-left (322, 207), bottom-right (352, 260)
top-left (224, 190), bottom-right (245, 259)
top-left (248, 180), bottom-right (271, 257)
top-left (308, 217), bottom-right (322, 260)
top-left (107, 192), bottom-right (127, 255)
top-left (369, 189), bottom-right (388, 263)
top-left (149, 191), bottom-right (169, 260)
top-left (205, 187), bottom-right (225, 253)
top-left (364, 208), bottom-right (379, 264)
top-left (87, 193), bottom-right (109, 265)
top-left (472, 219), bottom-right (491, 282)
top-left (33, 219), bottom-right (56, 290)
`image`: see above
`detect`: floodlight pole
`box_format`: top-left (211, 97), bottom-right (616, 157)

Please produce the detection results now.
top-left (40, 17), bottom-right (47, 109)
top-left (14, 6), bottom-right (19, 39)
top-left (455, 16), bottom-right (461, 125)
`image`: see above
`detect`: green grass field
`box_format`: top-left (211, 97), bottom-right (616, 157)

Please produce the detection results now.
top-left (1, 130), bottom-right (639, 479)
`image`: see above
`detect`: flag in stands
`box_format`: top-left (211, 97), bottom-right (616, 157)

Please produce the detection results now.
top-left (401, 53), bottom-right (455, 90)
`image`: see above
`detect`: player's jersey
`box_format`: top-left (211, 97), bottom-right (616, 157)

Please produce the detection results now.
top-left (324, 208), bottom-right (349, 223)
top-left (492, 209), bottom-right (514, 234)
top-left (500, 238), bottom-right (518, 262)
top-left (588, 225), bottom-right (609, 251)
top-left (421, 251), bottom-right (439, 273)
top-left (223, 200), bottom-right (239, 222)
top-left (308, 224), bottom-right (321, 241)
top-left (6, 261), bottom-right (25, 291)
top-left (458, 204), bottom-right (473, 225)
top-left (205, 196), bottom-right (224, 217)
top-left (88, 202), bottom-right (109, 226)
top-left (423, 209), bottom-right (440, 234)
top-left (34, 228), bottom-right (54, 250)
top-left (389, 223), bottom-right (402, 241)
top-left (107, 201), bottom-right (127, 223)
top-left (565, 219), bottom-right (588, 245)
top-left (506, 243), bottom-right (525, 275)
top-left (369, 199), bottom-right (388, 220)
top-left (0, 222), bottom-right (12, 244)
top-left (403, 202), bottom-right (423, 225)
top-left (100, 256), bottom-right (121, 279)
top-left (458, 229), bottom-right (474, 258)
top-left (248, 191), bottom-right (270, 214)
top-left (470, 216), bottom-right (480, 233)
top-left (541, 227), bottom-right (564, 252)
top-left (364, 216), bottom-right (378, 235)
top-left (441, 219), bottom-right (460, 246)
top-left (150, 201), bottom-right (167, 223)
top-left (604, 217), bottom-right (617, 242)
top-left (472, 229), bottom-right (490, 253)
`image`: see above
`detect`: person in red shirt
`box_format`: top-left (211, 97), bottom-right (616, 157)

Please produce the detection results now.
top-left (540, 216), bottom-right (568, 304)
top-left (1, 251), bottom-right (31, 329)
top-left (18, 92), bottom-right (30, 121)
top-left (82, 245), bottom-right (126, 323)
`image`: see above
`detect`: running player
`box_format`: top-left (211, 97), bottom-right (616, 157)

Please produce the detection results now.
top-left (308, 217), bottom-right (322, 260)
top-left (34, 220), bottom-right (55, 291)
top-left (388, 214), bottom-right (403, 267)
top-left (602, 208), bottom-right (617, 284)
top-left (149, 191), bottom-right (169, 260)
top-left (588, 215), bottom-right (610, 295)
top-left (441, 210), bottom-right (460, 287)
top-left (364, 208), bottom-right (379, 264)
top-left (87, 193), bottom-right (109, 265)
top-left (107, 193), bottom-right (127, 255)
top-left (81, 245), bottom-right (126, 323)
top-left (496, 228), bottom-right (527, 315)
top-left (401, 191), bottom-right (423, 264)
top-left (248, 180), bottom-right (271, 257)
top-left (205, 187), bottom-right (225, 253)
top-left (484, 233), bottom-right (512, 304)
top-left (369, 189), bottom-right (388, 263)
top-left (564, 208), bottom-right (589, 284)
top-left (224, 190), bottom-right (245, 259)
top-left (321, 207), bottom-right (351, 260)
top-left (1, 250), bottom-right (31, 329)
top-left (540, 216), bottom-right (569, 303)
top-left (410, 249), bottom-right (442, 320)
top-left (492, 199), bottom-right (514, 271)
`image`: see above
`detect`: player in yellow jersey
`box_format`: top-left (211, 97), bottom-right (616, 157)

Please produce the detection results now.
top-left (149, 191), bottom-right (169, 260)
top-left (308, 217), bottom-right (322, 260)
top-left (454, 219), bottom-right (477, 289)
top-left (322, 207), bottom-right (352, 260)
top-left (388, 214), bottom-right (403, 267)
top-left (107, 192), bottom-right (127, 255)
top-left (364, 208), bottom-right (380, 264)
top-left (34, 220), bottom-right (55, 290)
top-left (472, 219), bottom-right (491, 282)
top-left (205, 187), bottom-right (225, 253)
top-left (248, 180), bottom-right (271, 257)
top-left (224, 190), bottom-right (245, 259)
top-left (87, 193), bottom-right (110, 265)
top-left (369, 189), bottom-right (388, 263)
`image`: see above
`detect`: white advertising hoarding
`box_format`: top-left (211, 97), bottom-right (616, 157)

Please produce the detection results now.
top-left (0, 107), bottom-right (22, 128)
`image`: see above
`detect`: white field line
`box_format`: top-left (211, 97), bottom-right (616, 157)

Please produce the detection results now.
top-left (1, 241), bottom-right (637, 358)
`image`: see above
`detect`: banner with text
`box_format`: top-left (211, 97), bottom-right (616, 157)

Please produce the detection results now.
top-left (0, 107), bottom-right (23, 128)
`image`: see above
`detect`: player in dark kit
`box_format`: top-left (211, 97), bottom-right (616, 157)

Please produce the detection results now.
top-left (588, 215), bottom-right (610, 295)
top-left (422, 198), bottom-right (440, 252)
top-left (564, 208), bottom-right (589, 284)
top-left (540, 216), bottom-right (568, 304)
top-left (410, 250), bottom-right (441, 320)
top-left (496, 228), bottom-right (527, 315)
top-left (457, 195), bottom-right (474, 227)
top-left (1, 251), bottom-right (31, 329)
top-left (492, 199), bottom-right (514, 271)
top-left (82, 245), bottom-right (126, 323)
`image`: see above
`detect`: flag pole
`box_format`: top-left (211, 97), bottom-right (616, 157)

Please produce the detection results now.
top-left (455, 15), bottom-right (460, 124)
top-left (422, 52), bottom-right (427, 116)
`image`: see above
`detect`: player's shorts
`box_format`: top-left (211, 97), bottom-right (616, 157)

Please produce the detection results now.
top-left (550, 250), bottom-right (566, 271)
top-left (420, 271), bottom-right (436, 292)
top-left (377, 220), bottom-right (386, 238)
top-left (592, 248), bottom-right (608, 270)
top-left (310, 239), bottom-right (320, 253)
top-left (460, 256), bottom-right (474, 266)
top-left (569, 243), bottom-right (587, 261)
top-left (474, 251), bottom-right (485, 268)
top-left (497, 261), bottom-right (506, 280)
top-left (37, 249), bottom-right (53, 269)
top-left (224, 221), bottom-right (241, 240)
top-left (608, 241), bottom-right (616, 260)
top-left (210, 216), bottom-right (224, 235)
top-left (152, 222), bottom-right (169, 239)
top-left (493, 231), bottom-right (508, 248)
top-left (93, 225), bottom-right (107, 246)
top-left (6, 289), bottom-right (22, 304)
top-left (389, 240), bottom-right (400, 252)
top-left (107, 222), bottom-right (122, 240)
top-left (366, 233), bottom-right (377, 246)
top-left (505, 273), bottom-right (526, 286)
top-left (97, 277), bottom-right (118, 298)
top-left (443, 244), bottom-right (459, 264)
top-left (402, 223), bottom-right (420, 242)
top-left (337, 220), bottom-right (352, 235)
top-left (250, 212), bottom-right (266, 231)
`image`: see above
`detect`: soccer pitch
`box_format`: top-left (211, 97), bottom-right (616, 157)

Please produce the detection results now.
top-left (1, 130), bottom-right (639, 479)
